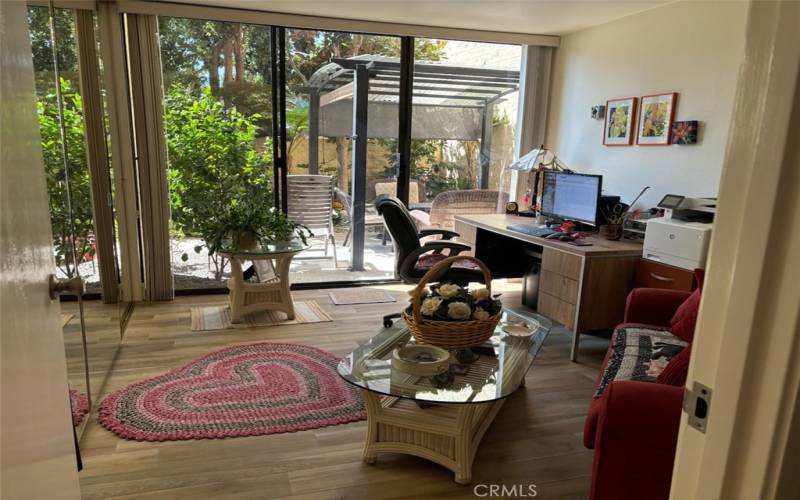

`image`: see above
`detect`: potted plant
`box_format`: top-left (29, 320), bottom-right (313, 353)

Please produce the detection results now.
top-left (183, 189), bottom-right (312, 263)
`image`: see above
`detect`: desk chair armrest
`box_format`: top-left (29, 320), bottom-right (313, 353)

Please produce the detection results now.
top-left (418, 229), bottom-right (460, 240)
top-left (399, 241), bottom-right (472, 277)
top-left (417, 240), bottom-right (471, 255)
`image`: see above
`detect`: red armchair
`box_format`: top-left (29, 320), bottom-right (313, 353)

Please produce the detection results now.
top-left (585, 288), bottom-right (692, 500)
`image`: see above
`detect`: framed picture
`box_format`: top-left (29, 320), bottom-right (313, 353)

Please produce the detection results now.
top-left (603, 97), bottom-right (637, 146)
top-left (637, 92), bottom-right (677, 145)
top-left (671, 120), bottom-right (698, 144)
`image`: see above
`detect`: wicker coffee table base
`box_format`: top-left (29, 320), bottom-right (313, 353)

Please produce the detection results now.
top-left (361, 389), bottom-right (504, 484)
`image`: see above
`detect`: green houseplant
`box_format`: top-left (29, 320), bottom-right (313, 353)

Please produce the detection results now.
top-left (202, 203), bottom-right (312, 254)
top-left (183, 187), bottom-right (312, 265)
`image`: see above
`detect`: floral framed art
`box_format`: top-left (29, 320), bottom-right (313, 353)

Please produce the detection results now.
top-left (603, 97), bottom-right (638, 146)
top-left (637, 92), bottom-right (677, 145)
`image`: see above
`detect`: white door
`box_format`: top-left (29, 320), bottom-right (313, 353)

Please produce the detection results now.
top-left (0, 1), bottom-right (82, 498)
top-left (669, 1), bottom-right (800, 499)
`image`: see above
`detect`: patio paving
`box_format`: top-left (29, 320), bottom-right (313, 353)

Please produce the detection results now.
top-left (62, 226), bottom-right (396, 293)
top-left (170, 226), bottom-right (395, 290)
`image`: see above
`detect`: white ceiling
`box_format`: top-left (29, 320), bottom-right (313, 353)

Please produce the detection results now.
top-left (162, 0), bottom-right (675, 36)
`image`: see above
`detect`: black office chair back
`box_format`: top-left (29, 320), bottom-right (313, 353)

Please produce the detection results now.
top-left (374, 195), bottom-right (421, 267)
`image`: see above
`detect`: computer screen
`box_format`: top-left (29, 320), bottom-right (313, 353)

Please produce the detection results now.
top-left (541, 172), bottom-right (602, 225)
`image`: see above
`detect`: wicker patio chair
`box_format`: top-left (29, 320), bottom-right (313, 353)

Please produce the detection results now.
top-left (426, 190), bottom-right (509, 231)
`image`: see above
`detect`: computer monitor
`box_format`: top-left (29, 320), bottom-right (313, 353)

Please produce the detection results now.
top-left (541, 172), bottom-right (602, 226)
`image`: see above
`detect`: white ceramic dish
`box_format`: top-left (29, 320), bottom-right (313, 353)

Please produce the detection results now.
top-left (392, 345), bottom-right (450, 376)
top-left (501, 321), bottom-right (537, 337)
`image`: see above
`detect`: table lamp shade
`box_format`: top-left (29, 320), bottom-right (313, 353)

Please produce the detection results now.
top-left (508, 147), bottom-right (567, 171)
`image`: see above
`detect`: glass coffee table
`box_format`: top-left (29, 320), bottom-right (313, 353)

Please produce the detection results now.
top-left (337, 308), bottom-right (551, 484)
top-left (219, 240), bottom-right (309, 323)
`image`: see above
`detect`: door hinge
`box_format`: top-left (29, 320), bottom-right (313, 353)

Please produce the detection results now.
top-left (683, 381), bottom-right (712, 433)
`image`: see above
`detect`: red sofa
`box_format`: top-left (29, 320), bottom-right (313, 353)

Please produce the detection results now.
top-left (584, 287), bottom-right (695, 500)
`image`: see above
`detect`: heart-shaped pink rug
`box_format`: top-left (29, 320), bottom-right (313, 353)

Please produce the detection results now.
top-left (98, 343), bottom-right (365, 441)
top-left (69, 389), bottom-right (89, 426)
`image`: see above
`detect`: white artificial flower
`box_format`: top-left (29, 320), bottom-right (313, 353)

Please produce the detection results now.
top-left (471, 287), bottom-right (490, 301)
top-left (420, 297), bottom-right (443, 316)
top-left (437, 283), bottom-right (461, 298)
top-left (472, 307), bottom-right (490, 321)
top-left (447, 301), bottom-right (472, 320)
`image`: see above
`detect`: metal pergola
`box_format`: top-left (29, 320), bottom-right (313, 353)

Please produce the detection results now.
top-left (302, 55), bottom-right (520, 270)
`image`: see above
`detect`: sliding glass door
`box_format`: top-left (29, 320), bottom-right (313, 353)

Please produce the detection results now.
top-left (410, 39), bottom-right (521, 229)
top-left (283, 28), bottom-right (401, 282)
top-left (157, 16), bottom-right (276, 291)
top-left (128, 8), bottom-right (526, 291)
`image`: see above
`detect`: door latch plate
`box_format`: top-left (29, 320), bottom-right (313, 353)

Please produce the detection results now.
top-left (683, 381), bottom-right (712, 433)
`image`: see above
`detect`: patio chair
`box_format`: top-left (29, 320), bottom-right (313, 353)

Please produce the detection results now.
top-left (333, 187), bottom-right (386, 246)
top-left (415, 190), bottom-right (509, 231)
top-left (375, 195), bottom-right (483, 327)
top-left (368, 178), bottom-right (426, 204)
top-left (286, 175), bottom-right (337, 268)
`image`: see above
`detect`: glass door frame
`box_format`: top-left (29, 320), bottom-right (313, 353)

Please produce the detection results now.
top-left (112, 1), bottom-right (527, 290)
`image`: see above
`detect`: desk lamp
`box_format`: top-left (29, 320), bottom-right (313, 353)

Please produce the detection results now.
top-left (507, 146), bottom-right (569, 215)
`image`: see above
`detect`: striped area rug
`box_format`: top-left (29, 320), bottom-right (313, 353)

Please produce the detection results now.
top-left (190, 301), bottom-right (332, 331)
top-left (61, 313), bottom-right (74, 328)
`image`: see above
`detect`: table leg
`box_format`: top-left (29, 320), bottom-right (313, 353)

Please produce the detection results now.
top-left (454, 404), bottom-right (478, 484)
top-left (228, 257), bottom-right (244, 323)
top-left (361, 389), bottom-right (380, 464)
top-left (274, 256), bottom-right (295, 320)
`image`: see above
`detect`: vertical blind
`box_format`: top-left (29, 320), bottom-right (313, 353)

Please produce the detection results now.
top-left (514, 45), bottom-right (554, 201)
top-left (126, 14), bottom-right (174, 301)
top-left (74, 8), bottom-right (118, 303)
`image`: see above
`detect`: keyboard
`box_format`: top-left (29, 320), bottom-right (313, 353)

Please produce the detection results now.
top-left (506, 224), bottom-right (556, 238)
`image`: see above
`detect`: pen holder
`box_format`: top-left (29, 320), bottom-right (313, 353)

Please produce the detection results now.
top-left (604, 223), bottom-right (623, 240)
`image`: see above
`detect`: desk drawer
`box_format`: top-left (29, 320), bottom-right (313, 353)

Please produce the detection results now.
top-left (635, 259), bottom-right (694, 291)
top-left (537, 291), bottom-right (576, 330)
top-left (539, 270), bottom-right (579, 304)
top-left (541, 248), bottom-right (582, 280)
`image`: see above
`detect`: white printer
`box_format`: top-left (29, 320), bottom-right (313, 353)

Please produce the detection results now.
top-left (642, 195), bottom-right (715, 270)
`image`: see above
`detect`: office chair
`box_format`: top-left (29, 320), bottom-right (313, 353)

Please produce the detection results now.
top-left (375, 195), bottom-right (485, 327)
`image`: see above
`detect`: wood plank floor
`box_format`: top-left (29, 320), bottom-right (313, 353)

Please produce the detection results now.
top-left (77, 284), bottom-right (608, 499)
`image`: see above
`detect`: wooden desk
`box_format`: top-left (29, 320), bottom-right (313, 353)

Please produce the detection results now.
top-left (454, 214), bottom-right (643, 361)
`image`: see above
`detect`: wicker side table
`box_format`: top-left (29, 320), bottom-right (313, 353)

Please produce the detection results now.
top-left (219, 241), bottom-right (308, 324)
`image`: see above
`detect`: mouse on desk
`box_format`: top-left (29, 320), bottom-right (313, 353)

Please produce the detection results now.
top-left (544, 232), bottom-right (575, 241)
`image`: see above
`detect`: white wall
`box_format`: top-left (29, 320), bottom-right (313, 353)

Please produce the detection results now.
top-left (545, 1), bottom-right (748, 208)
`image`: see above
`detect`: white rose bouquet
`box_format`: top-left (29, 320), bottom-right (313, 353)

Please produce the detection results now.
top-left (410, 282), bottom-right (502, 322)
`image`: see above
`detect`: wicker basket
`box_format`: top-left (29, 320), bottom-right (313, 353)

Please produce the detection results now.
top-left (402, 255), bottom-right (501, 350)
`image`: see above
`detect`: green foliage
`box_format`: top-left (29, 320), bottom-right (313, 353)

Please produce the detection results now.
top-left (493, 113), bottom-right (512, 127)
top-left (198, 186), bottom-right (312, 257)
top-left (286, 96), bottom-right (309, 161)
top-left (165, 84), bottom-right (274, 235)
top-left (380, 139), bottom-right (474, 200)
top-left (36, 78), bottom-right (95, 277)
top-left (422, 161), bottom-right (474, 199)
top-left (27, 6), bottom-right (77, 78)
top-left (164, 86), bottom-right (287, 278)
top-left (414, 39), bottom-right (448, 62)
top-left (158, 18), bottom-right (273, 134)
